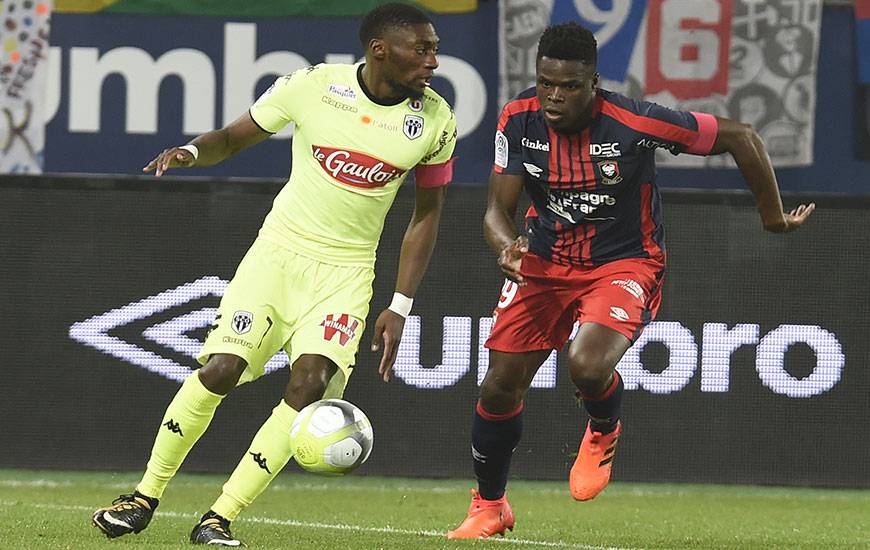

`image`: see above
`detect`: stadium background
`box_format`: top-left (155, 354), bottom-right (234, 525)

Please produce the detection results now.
top-left (2, 0), bottom-right (869, 492)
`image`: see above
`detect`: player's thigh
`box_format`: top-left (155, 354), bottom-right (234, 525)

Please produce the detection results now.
top-left (283, 354), bottom-right (340, 410)
top-left (198, 240), bottom-right (294, 384)
top-left (286, 263), bottom-right (375, 400)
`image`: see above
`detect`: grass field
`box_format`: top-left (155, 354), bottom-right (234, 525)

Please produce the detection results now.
top-left (0, 469), bottom-right (867, 549)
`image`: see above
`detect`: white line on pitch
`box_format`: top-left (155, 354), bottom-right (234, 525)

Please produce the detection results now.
top-left (0, 500), bottom-right (640, 550)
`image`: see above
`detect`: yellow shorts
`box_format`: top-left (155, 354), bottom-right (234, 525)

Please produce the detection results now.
top-left (198, 239), bottom-right (374, 396)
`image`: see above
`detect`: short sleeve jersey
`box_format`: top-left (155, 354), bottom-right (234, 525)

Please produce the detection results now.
top-left (494, 88), bottom-right (718, 267)
top-left (250, 63), bottom-right (457, 267)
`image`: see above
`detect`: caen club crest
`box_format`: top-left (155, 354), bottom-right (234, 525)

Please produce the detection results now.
top-left (598, 160), bottom-right (623, 185)
top-left (403, 115), bottom-right (424, 140)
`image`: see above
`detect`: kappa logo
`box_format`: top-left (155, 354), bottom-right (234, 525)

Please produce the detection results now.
top-left (610, 306), bottom-right (630, 322)
top-left (598, 160), bottom-right (623, 185)
top-left (163, 419), bottom-right (184, 437)
top-left (68, 276), bottom-right (287, 382)
top-left (312, 145), bottom-right (405, 188)
top-left (321, 95), bottom-right (358, 113)
top-left (249, 451), bottom-right (272, 474)
top-left (523, 162), bottom-right (543, 178)
top-left (232, 310), bottom-right (253, 334)
top-left (321, 313), bottom-right (359, 346)
top-left (403, 114), bottom-right (424, 140)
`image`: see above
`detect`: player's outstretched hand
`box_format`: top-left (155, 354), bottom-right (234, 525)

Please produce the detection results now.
top-left (764, 203), bottom-right (816, 233)
top-left (498, 235), bottom-right (529, 285)
top-left (371, 309), bottom-right (406, 382)
top-left (142, 147), bottom-right (197, 176)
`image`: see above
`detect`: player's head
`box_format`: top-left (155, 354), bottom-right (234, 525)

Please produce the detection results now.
top-left (535, 22), bottom-right (599, 132)
top-left (359, 3), bottom-right (439, 100)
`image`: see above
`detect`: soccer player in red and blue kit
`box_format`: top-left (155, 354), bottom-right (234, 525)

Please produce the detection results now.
top-left (448, 22), bottom-right (815, 539)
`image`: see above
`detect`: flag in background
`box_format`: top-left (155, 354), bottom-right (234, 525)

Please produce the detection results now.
top-left (54, 0), bottom-right (478, 16)
top-left (856, 0), bottom-right (870, 83)
top-left (0, 0), bottom-right (53, 173)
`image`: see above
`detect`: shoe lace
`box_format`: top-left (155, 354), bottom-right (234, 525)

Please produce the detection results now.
top-left (204, 517), bottom-right (233, 538)
top-left (110, 493), bottom-right (148, 512)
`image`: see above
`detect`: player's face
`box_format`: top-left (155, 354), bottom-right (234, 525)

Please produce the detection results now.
top-left (381, 23), bottom-right (440, 100)
top-left (536, 56), bottom-right (598, 133)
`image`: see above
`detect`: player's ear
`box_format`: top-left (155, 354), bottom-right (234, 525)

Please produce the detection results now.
top-left (592, 72), bottom-right (599, 89)
top-left (368, 38), bottom-right (387, 60)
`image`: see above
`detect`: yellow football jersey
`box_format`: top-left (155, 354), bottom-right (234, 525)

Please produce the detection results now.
top-left (250, 63), bottom-right (457, 267)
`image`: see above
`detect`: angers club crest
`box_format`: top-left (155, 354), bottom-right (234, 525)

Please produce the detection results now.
top-left (598, 160), bottom-right (623, 185)
top-left (232, 310), bottom-right (253, 334)
top-left (403, 115), bottom-right (424, 140)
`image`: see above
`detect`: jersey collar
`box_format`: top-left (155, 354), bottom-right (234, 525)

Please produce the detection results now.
top-left (356, 64), bottom-right (407, 107)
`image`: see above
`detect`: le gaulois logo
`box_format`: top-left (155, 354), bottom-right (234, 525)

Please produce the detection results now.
top-left (312, 145), bottom-right (405, 188)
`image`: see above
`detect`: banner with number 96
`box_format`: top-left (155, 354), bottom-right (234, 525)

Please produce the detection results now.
top-left (499, 0), bottom-right (821, 168)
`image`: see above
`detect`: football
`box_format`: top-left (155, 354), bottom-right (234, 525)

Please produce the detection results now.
top-left (290, 399), bottom-right (374, 475)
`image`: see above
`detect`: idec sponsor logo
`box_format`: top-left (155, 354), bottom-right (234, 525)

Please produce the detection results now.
top-left (312, 146), bottom-right (405, 188)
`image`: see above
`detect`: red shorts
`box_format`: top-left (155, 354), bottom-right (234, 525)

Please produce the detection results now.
top-left (486, 253), bottom-right (665, 352)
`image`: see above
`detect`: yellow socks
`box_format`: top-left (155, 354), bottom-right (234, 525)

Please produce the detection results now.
top-left (211, 400), bottom-right (298, 520)
top-left (136, 372), bottom-right (224, 499)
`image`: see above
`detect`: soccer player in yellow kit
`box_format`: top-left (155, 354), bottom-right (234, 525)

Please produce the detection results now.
top-left (91, 4), bottom-right (456, 546)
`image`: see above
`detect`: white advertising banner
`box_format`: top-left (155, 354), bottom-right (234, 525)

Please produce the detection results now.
top-left (500, 0), bottom-right (822, 167)
top-left (0, 0), bottom-right (52, 173)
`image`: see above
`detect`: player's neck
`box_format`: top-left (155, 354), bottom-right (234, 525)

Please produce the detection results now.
top-left (358, 63), bottom-right (406, 106)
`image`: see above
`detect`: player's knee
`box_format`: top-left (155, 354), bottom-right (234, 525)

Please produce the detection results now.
top-left (567, 350), bottom-right (614, 395)
top-left (284, 357), bottom-right (338, 409)
top-left (479, 378), bottom-right (523, 414)
top-left (198, 354), bottom-right (247, 395)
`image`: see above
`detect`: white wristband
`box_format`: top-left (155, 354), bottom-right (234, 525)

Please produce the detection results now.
top-left (179, 144), bottom-right (199, 161)
top-left (388, 292), bottom-right (413, 318)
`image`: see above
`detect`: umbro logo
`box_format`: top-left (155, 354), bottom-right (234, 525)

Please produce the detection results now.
top-left (68, 277), bottom-right (287, 383)
top-left (164, 419), bottom-right (184, 437)
top-left (523, 162), bottom-right (543, 178)
top-left (250, 451), bottom-right (272, 474)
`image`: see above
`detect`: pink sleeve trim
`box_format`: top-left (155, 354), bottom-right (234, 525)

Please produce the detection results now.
top-left (687, 112), bottom-right (718, 155)
top-left (415, 157), bottom-right (455, 188)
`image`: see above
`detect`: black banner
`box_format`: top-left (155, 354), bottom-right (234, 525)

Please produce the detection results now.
top-left (2, 175), bottom-right (868, 488)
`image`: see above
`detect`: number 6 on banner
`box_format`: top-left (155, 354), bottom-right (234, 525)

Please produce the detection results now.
top-left (645, 0), bottom-right (732, 99)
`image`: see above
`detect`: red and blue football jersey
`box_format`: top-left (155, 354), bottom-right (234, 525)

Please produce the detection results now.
top-left (494, 88), bottom-right (718, 267)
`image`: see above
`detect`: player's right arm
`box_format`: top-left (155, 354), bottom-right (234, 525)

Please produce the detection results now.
top-left (487, 101), bottom-right (530, 285)
top-left (142, 113), bottom-right (272, 176)
top-left (484, 170), bottom-right (528, 285)
top-left (143, 66), bottom-right (315, 176)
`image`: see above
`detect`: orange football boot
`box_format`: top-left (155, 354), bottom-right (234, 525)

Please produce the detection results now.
top-left (569, 420), bottom-right (621, 501)
top-left (447, 489), bottom-right (515, 539)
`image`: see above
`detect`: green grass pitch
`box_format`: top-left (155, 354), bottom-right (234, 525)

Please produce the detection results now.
top-left (1, 469), bottom-right (867, 549)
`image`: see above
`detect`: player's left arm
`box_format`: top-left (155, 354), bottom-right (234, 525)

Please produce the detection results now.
top-left (709, 116), bottom-right (815, 232)
top-left (371, 184), bottom-right (448, 382)
top-left (371, 103), bottom-right (457, 381)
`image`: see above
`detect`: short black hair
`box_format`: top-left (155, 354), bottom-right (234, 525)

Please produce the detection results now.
top-left (537, 22), bottom-right (597, 66)
top-left (359, 2), bottom-right (433, 48)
